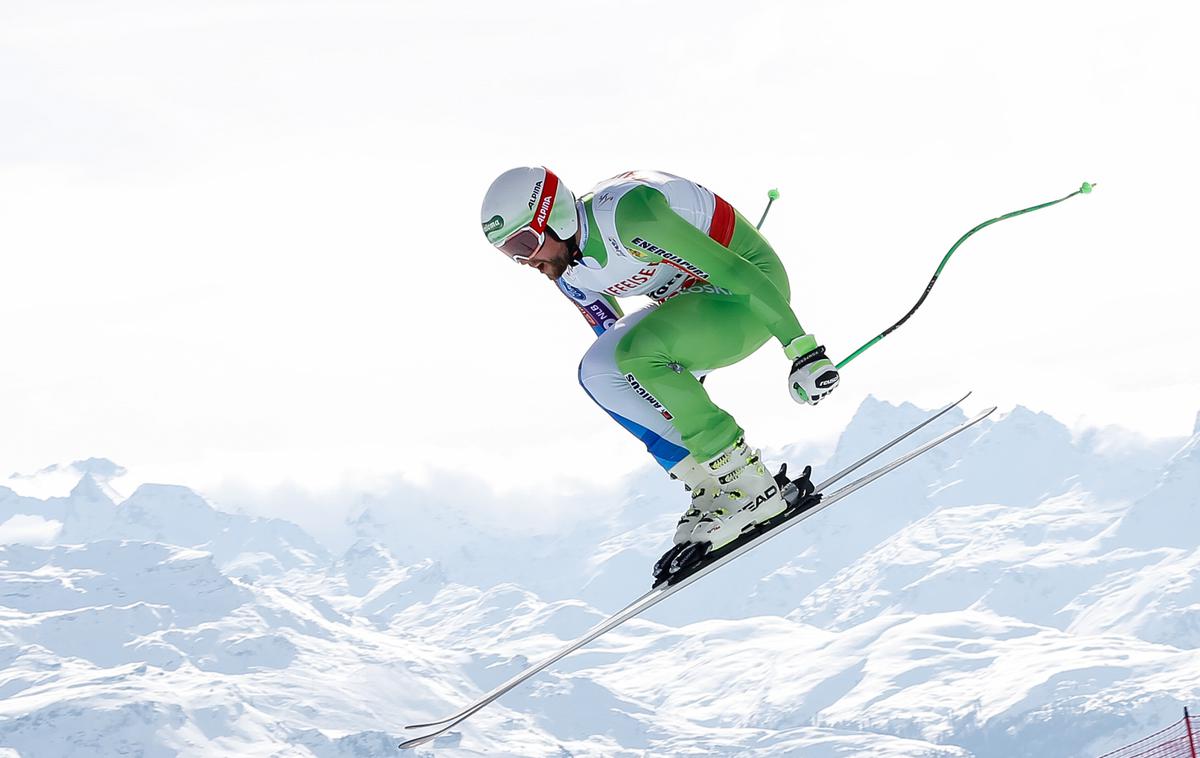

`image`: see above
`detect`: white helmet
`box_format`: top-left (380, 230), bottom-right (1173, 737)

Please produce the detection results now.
top-left (480, 166), bottom-right (578, 261)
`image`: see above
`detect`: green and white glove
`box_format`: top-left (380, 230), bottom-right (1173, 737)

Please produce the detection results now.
top-left (784, 334), bottom-right (840, 405)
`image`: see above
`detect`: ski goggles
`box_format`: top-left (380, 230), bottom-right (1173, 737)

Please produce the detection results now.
top-left (495, 226), bottom-right (546, 263)
top-left (494, 168), bottom-right (561, 263)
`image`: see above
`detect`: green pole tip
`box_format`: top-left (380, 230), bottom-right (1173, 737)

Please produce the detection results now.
top-left (1080, 182), bottom-right (1094, 194)
top-left (768, 188), bottom-right (780, 200)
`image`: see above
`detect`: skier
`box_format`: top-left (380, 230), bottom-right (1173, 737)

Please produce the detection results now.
top-left (480, 167), bottom-right (840, 571)
top-left (414, 169), bottom-right (1088, 747)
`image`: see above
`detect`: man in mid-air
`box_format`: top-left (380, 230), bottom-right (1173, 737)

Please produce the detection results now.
top-left (480, 167), bottom-right (840, 576)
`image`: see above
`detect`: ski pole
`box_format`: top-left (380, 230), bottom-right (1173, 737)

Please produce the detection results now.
top-left (836, 181), bottom-right (1096, 370)
top-left (756, 188), bottom-right (780, 230)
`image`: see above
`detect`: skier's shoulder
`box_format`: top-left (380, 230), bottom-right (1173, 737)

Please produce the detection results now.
top-left (592, 170), bottom-right (717, 232)
top-left (589, 169), bottom-right (693, 201)
top-left (586, 170), bottom-right (654, 212)
top-left (587, 172), bottom-right (678, 229)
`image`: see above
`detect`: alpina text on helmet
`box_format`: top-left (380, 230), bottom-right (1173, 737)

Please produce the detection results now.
top-left (527, 180), bottom-right (543, 210)
top-left (535, 195), bottom-right (553, 228)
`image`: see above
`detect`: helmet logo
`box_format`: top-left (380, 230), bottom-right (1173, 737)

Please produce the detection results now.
top-left (482, 215), bottom-right (504, 236)
top-left (527, 180), bottom-right (543, 210)
top-left (534, 195), bottom-right (553, 228)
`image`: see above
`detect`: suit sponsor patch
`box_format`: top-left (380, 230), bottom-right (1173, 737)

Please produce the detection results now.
top-left (624, 373), bottom-right (673, 420)
top-left (630, 237), bottom-right (708, 280)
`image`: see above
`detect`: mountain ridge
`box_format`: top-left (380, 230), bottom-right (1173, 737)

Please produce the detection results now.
top-left (1, 398), bottom-right (1197, 757)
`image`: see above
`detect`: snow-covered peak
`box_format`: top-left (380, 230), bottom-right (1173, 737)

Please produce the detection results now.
top-left (69, 472), bottom-right (113, 504)
top-left (830, 395), bottom-right (969, 470)
top-left (69, 457), bottom-right (127, 479)
top-left (1, 473), bottom-right (328, 577)
top-left (1107, 428), bottom-right (1200, 551)
top-left (118, 483), bottom-right (223, 536)
top-left (6, 457), bottom-right (129, 501)
top-left (333, 539), bottom-right (413, 597)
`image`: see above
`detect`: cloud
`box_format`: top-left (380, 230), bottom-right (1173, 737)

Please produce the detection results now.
top-left (201, 464), bottom-right (637, 555)
top-left (0, 515), bottom-right (64, 545)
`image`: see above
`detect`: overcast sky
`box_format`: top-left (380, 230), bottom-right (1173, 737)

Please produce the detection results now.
top-left (2, 0), bottom-right (1196, 506)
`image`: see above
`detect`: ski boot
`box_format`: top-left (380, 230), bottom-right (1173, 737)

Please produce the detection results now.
top-left (694, 437), bottom-right (787, 546)
top-left (660, 438), bottom-right (791, 582)
top-left (652, 455), bottom-right (719, 584)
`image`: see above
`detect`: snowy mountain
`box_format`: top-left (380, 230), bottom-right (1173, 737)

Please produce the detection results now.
top-left (1, 399), bottom-right (1197, 757)
top-left (1, 460), bottom-right (327, 576)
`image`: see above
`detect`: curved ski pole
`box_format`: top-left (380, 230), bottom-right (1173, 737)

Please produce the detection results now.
top-left (837, 182), bottom-right (1095, 370)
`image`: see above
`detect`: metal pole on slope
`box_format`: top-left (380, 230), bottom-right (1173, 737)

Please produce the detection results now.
top-left (1185, 707), bottom-right (1197, 758)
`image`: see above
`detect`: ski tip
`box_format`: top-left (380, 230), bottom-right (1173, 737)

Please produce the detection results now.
top-left (399, 733), bottom-right (438, 750)
top-left (936, 391), bottom-right (972, 414)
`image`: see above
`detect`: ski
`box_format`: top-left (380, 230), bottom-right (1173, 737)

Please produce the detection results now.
top-left (398, 400), bottom-right (988, 748)
top-left (400, 400), bottom-right (988, 748)
top-left (405, 390), bottom-right (974, 738)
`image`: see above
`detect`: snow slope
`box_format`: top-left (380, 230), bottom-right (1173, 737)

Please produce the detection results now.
top-left (0, 398), bottom-right (1196, 757)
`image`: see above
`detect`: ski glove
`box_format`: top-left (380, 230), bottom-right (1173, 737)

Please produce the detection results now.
top-left (784, 334), bottom-right (840, 405)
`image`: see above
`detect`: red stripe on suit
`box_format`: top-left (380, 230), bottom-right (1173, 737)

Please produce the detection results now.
top-left (708, 195), bottom-right (736, 247)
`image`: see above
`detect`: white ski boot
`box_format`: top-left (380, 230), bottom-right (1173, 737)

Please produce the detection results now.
top-left (666, 455), bottom-right (719, 545)
top-left (690, 438), bottom-right (786, 551)
top-left (653, 455), bottom-right (722, 584)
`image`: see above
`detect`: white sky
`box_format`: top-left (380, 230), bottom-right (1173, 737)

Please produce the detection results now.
top-left (2, 0), bottom-right (1197, 504)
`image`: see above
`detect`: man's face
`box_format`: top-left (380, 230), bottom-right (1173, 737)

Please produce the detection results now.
top-left (520, 234), bottom-right (572, 281)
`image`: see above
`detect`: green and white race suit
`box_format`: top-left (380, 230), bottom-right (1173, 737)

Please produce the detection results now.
top-left (563, 170), bottom-right (805, 469)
